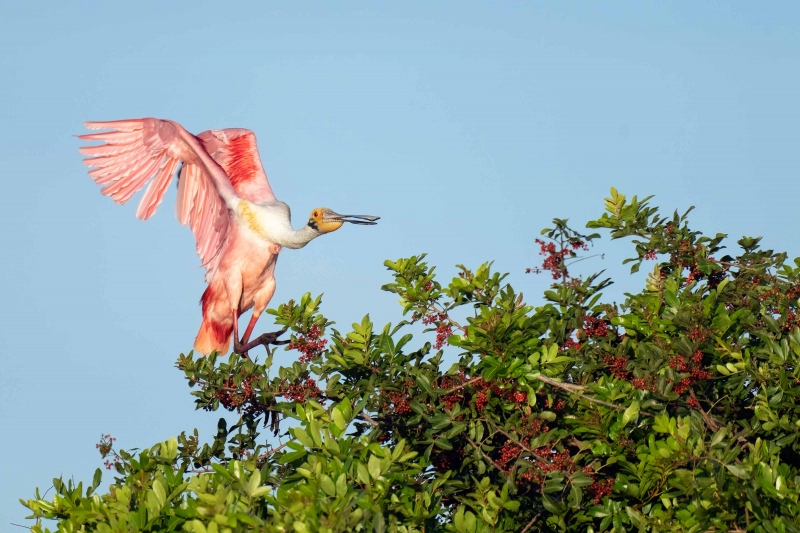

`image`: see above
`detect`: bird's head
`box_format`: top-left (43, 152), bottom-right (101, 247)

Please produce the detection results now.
top-left (307, 207), bottom-right (380, 234)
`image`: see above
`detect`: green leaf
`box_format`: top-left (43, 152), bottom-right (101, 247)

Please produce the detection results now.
top-left (368, 455), bottom-right (382, 480)
top-left (417, 374), bottom-right (433, 394)
top-left (622, 401), bottom-right (640, 426)
top-left (725, 464), bottom-right (749, 479)
top-left (90, 468), bottom-right (102, 493)
top-left (246, 470), bottom-right (261, 497)
top-left (320, 474), bottom-right (336, 497)
top-left (277, 449), bottom-right (306, 464)
top-left (357, 463), bottom-right (370, 485)
top-left (332, 405), bottom-right (347, 433)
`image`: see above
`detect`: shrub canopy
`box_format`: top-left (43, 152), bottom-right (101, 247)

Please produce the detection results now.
top-left (22, 190), bottom-right (800, 532)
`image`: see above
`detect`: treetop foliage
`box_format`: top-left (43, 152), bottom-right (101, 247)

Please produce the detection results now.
top-left (22, 189), bottom-right (800, 532)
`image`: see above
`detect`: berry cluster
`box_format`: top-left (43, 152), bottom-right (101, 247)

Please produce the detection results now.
top-left (522, 417), bottom-right (547, 436)
top-left (496, 441), bottom-right (522, 471)
top-left (588, 477), bottom-right (615, 504)
top-left (421, 312), bottom-right (453, 350)
top-left (433, 448), bottom-right (465, 471)
top-left (663, 233), bottom-right (728, 289)
top-left (684, 267), bottom-right (704, 286)
top-left (561, 337), bottom-right (582, 351)
top-left (543, 397), bottom-right (566, 411)
top-left (439, 375), bottom-right (465, 411)
top-left (475, 391), bottom-right (488, 411)
top-left (535, 238), bottom-right (571, 280)
top-left (668, 351), bottom-right (711, 394)
top-left (629, 377), bottom-right (656, 391)
top-left (288, 324), bottom-right (328, 364)
top-left (470, 377), bottom-right (519, 412)
top-left (518, 448), bottom-right (577, 484)
top-left (96, 434), bottom-right (121, 470)
top-left (218, 376), bottom-right (254, 410)
top-left (602, 357), bottom-right (656, 391)
top-left (434, 324), bottom-right (453, 350)
top-left (499, 439), bottom-right (615, 503)
top-left (603, 354), bottom-right (631, 381)
top-left (282, 378), bottom-right (322, 403)
top-left (421, 312), bottom-right (447, 326)
top-left (783, 310), bottom-right (800, 332)
top-left (96, 434), bottom-right (115, 456)
top-left (527, 238), bottom-right (590, 279)
top-left (583, 315), bottom-right (609, 338)
top-left (687, 326), bottom-right (709, 342)
top-left (380, 389), bottom-right (412, 415)
top-left (512, 391), bottom-right (528, 404)
top-left (602, 348), bottom-right (712, 405)
top-left (705, 258), bottom-right (727, 289)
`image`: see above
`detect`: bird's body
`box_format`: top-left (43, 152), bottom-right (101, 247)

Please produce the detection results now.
top-left (80, 118), bottom-right (378, 355)
top-left (195, 210), bottom-right (281, 355)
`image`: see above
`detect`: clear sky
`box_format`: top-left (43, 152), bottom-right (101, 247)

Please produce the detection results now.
top-left (1, 1), bottom-right (799, 529)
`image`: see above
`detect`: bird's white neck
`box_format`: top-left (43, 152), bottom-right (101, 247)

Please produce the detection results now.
top-left (272, 223), bottom-right (320, 249)
top-left (236, 200), bottom-right (322, 249)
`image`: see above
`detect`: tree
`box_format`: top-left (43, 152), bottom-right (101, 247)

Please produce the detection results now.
top-left (21, 189), bottom-right (800, 532)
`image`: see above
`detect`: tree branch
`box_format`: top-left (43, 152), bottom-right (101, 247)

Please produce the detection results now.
top-left (532, 374), bottom-right (654, 417)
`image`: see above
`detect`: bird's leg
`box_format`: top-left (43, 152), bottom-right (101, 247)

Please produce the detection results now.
top-left (240, 312), bottom-right (261, 347)
top-left (232, 311), bottom-right (288, 357)
top-left (231, 309), bottom-right (252, 359)
top-left (235, 278), bottom-right (279, 358)
top-left (234, 327), bottom-right (290, 356)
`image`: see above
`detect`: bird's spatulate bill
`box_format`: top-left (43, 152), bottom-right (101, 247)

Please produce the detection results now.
top-left (331, 213), bottom-right (380, 225)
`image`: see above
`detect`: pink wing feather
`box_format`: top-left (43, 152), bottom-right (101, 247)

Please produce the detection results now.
top-left (80, 118), bottom-right (278, 280)
top-left (196, 128), bottom-right (276, 204)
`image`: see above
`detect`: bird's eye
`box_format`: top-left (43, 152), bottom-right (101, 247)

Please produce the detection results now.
top-left (313, 210), bottom-right (320, 218)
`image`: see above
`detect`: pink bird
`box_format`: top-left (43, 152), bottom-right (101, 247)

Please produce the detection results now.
top-left (80, 118), bottom-right (378, 356)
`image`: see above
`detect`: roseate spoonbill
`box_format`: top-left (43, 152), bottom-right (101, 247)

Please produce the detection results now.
top-left (79, 118), bottom-right (378, 356)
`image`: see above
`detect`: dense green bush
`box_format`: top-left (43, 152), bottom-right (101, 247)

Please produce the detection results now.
top-left (22, 190), bottom-right (800, 531)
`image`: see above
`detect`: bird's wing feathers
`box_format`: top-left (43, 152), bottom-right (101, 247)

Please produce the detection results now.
top-left (80, 118), bottom-right (234, 278)
top-left (196, 129), bottom-right (277, 204)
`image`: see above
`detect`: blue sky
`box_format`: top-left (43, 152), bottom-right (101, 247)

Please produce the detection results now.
top-left (1, 1), bottom-right (799, 528)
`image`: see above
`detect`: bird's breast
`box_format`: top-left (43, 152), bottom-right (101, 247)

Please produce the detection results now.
top-left (235, 200), bottom-right (283, 243)
top-left (236, 201), bottom-right (264, 238)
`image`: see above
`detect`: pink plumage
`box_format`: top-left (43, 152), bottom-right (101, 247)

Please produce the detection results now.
top-left (79, 118), bottom-right (280, 355)
top-left (80, 117), bottom-right (378, 356)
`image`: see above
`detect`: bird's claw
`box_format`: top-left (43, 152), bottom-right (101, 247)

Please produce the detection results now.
top-left (234, 327), bottom-right (290, 358)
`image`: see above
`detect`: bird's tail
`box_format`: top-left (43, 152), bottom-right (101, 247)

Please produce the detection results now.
top-left (194, 284), bottom-right (233, 355)
top-left (194, 316), bottom-right (232, 355)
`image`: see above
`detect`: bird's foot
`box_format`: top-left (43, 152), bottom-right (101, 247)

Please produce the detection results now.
top-left (233, 328), bottom-right (290, 358)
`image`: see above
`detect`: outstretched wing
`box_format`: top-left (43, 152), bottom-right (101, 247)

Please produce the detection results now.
top-left (79, 118), bottom-right (232, 278)
top-left (197, 128), bottom-right (277, 204)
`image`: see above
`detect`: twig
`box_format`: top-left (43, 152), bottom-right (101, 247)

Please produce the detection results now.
top-left (186, 444), bottom-right (291, 474)
top-left (532, 374), bottom-right (654, 417)
top-left (465, 435), bottom-right (506, 472)
top-left (484, 418), bottom-right (548, 460)
top-left (359, 412), bottom-right (380, 427)
top-left (688, 389), bottom-right (721, 431)
top-left (482, 418), bottom-right (560, 471)
top-left (565, 253), bottom-right (604, 266)
top-left (257, 441), bottom-right (290, 461)
top-left (520, 513), bottom-right (541, 533)
top-left (442, 376), bottom-right (483, 395)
